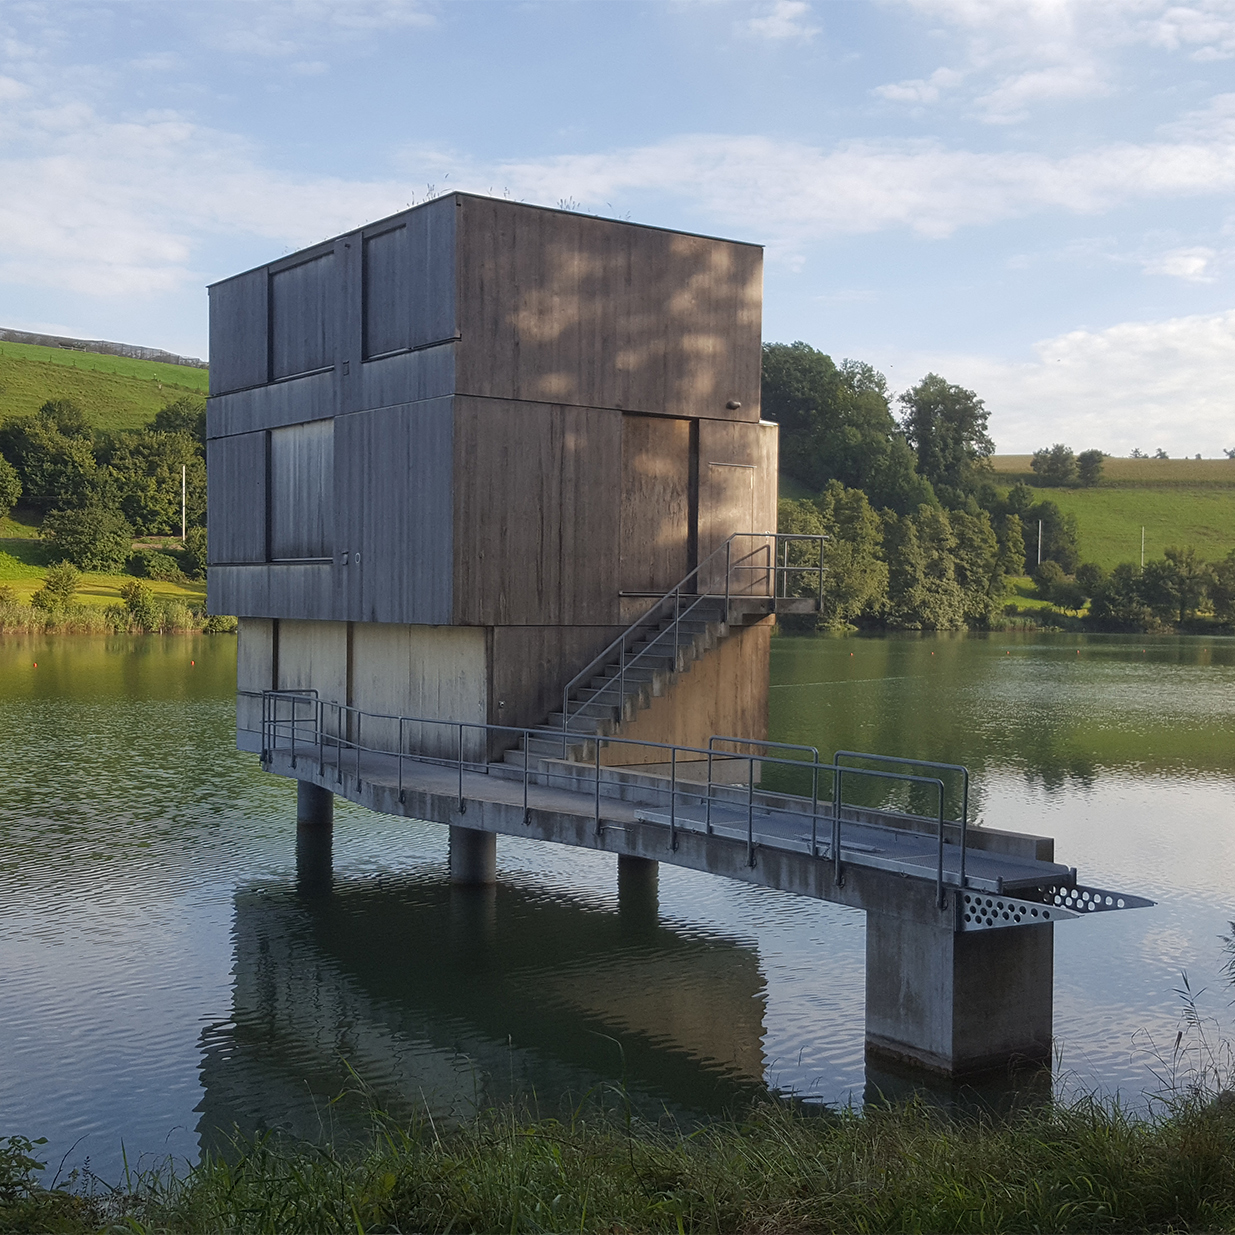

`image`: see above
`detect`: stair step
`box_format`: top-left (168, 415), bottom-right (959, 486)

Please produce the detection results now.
top-left (547, 712), bottom-right (613, 735)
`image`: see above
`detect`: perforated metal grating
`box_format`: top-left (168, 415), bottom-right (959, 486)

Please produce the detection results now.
top-left (960, 892), bottom-right (1064, 931)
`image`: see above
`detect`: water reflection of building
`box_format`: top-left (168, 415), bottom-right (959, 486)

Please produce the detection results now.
top-left (197, 874), bottom-right (767, 1151)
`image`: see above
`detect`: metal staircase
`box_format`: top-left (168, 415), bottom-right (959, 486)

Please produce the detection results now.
top-left (494, 532), bottom-right (824, 774)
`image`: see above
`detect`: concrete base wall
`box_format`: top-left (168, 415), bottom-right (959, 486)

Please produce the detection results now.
top-left (602, 619), bottom-right (771, 765)
top-left (865, 911), bottom-right (1053, 1076)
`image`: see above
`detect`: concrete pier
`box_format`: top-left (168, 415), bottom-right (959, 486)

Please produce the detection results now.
top-left (449, 825), bottom-right (497, 885)
top-left (617, 854), bottom-right (659, 931)
top-left (864, 911), bottom-right (1054, 1076)
top-left (295, 781), bottom-right (334, 895)
top-left (297, 780), bottom-right (334, 828)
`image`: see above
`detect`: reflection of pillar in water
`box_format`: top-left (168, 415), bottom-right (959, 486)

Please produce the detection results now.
top-left (450, 883), bottom-right (498, 957)
top-left (617, 854), bottom-right (659, 931)
top-left (449, 825), bottom-right (496, 885)
top-left (296, 781), bottom-right (333, 896)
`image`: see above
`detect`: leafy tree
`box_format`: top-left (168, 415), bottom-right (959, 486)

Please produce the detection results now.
top-left (1033, 559), bottom-right (1067, 599)
top-left (120, 579), bottom-right (161, 632)
top-left (950, 508), bottom-right (1004, 625)
top-left (997, 513), bottom-right (1026, 579)
top-left (0, 453), bottom-right (19, 519)
top-left (762, 343), bottom-right (933, 514)
top-left (1030, 444), bottom-right (1077, 487)
top-left (1142, 546), bottom-right (1212, 624)
top-left (1130, 448), bottom-right (1146, 458)
top-left (897, 374), bottom-right (993, 502)
top-left (0, 403), bottom-right (98, 508)
top-left (1076, 449), bottom-right (1105, 486)
top-left (1087, 563), bottom-right (1152, 630)
top-left (1154, 449), bottom-right (1169, 459)
top-left (1020, 500), bottom-right (1080, 574)
top-left (100, 429), bottom-right (205, 536)
top-left (882, 507), bottom-right (965, 630)
top-left (1076, 562), bottom-right (1107, 594)
top-left (148, 396), bottom-right (206, 447)
top-left (40, 505), bottom-right (133, 572)
top-left (31, 562), bottom-right (81, 610)
top-left (1210, 550), bottom-right (1235, 621)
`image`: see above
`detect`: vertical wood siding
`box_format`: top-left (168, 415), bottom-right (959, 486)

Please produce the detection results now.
top-left (452, 397), bottom-right (622, 626)
top-left (333, 398), bottom-right (454, 625)
top-left (207, 431), bottom-right (267, 563)
top-left (619, 414), bottom-right (693, 594)
top-left (270, 252), bottom-right (336, 380)
top-left (455, 196), bottom-right (762, 420)
top-left (209, 271), bottom-right (267, 395)
top-left (269, 420), bottom-right (334, 560)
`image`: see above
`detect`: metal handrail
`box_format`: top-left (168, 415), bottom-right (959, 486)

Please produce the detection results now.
top-left (260, 690), bottom-right (967, 910)
top-left (560, 532), bottom-right (825, 745)
top-left (834, 749), bottom-right (970, 890)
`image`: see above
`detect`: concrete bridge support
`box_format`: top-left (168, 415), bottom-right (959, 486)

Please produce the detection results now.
top-left (449, 825), bottom-right (497, 885)
top-left (864, 911), bottom-right (1054, 1077)
top-left (295, 781), bottom-right (334, 895)
top-left (617, 854), bottom-right (659, 930)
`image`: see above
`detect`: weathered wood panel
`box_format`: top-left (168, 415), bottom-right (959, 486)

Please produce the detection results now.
top-left (455, 195), bottom-right (762, 420)
top-left (207, 432), bottom-right (267, 564)
top-left (350, 623), bottom-right (487, 760)
top-left (358, 343), bottom-right (456, 413)
top-left (270, 252), bottom-right (336, 380)
top-left (620, 414), bottom-right (692, 594)
top-left (269, 420), bottom-right (333, 560)
top-left (207, 563), bottom-right (334, 620)
top-left (333, 398), bottom-right (454, 625)
top-left (209, 270), bottom-right (267, 396)
top-left (452, 397), bottom-right (622, 626)
top-left (363, 224), bottom-right (410, 358)
top-left (207, 370), bottom-right (336, 440)
top-left (697, 418), bottom-right (778, 594)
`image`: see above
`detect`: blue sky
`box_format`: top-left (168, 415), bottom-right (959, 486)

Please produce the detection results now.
top-left (1, 0), bottom-right (1233, 454)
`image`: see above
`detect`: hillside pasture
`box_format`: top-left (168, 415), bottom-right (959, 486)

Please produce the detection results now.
top-left (991, 454), bottom-right (1235, 486)
top-left (0, 339), bottom-right (207, 434)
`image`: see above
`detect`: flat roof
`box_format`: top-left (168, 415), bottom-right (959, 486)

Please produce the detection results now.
top-left (208, 191), bottom-right (762, 288)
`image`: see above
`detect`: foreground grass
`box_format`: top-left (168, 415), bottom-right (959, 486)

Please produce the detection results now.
top-left (0, 340), bottom-right (207, 434)
top-left (5, 1097), bottom-right (1235, 1234)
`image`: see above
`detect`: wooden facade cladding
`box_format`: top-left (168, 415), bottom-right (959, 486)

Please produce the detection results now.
top-left (207, 193), bottom-right (772, 633)
top-left (453, 196), bottom-right (763, 421)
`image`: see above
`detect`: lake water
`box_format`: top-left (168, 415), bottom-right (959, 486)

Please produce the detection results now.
top-left (1, 632), bottom-right (1232, 1179)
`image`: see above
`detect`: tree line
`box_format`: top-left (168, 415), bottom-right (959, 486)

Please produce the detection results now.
top-left (766, 341), bottom-right (1226, 632)
top-left (0, 396), bottom-right (207, 580)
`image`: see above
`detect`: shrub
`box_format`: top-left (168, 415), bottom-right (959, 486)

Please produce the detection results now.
top-left (1077, 448), bottom-right (1105, 486)
top-left (128, 548), bottom-right (185, 582)
top-left (30, 562), bottom-right (81, 610)
top-left (204, 613), bottom-right (238, 633)
top-left (183, 525), bottom-right (207, 579)
top-left (120, 579), bottom-right (161, 632)
top-left (162, 600), bottom-right (194, 631)
top-left (41, 505), bottom-right (133, 571)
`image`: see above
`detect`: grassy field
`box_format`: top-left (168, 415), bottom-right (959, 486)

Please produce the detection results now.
top-left (0, 338), bottom-right (207, 434)
top-left (991, 454), bottom-right (1235, 486)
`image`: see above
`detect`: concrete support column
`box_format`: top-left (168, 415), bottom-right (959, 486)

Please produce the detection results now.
top-left (864, 912), bottom-right (1053, 1077)
top-left (617, 854), bottom-right (659, 930)
top-left (295, 781), bottom-right (333, 896)
top-left (449, 825), bottom-right (496, 885)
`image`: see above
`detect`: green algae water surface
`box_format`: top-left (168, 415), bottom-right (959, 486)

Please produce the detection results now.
top-left (0, 632), bottom-right (1231, 1179)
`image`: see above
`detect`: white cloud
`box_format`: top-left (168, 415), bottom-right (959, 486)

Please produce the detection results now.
top-left (742, 1), bottom-right (821, 42)
top-left (192, 0), bottom-right (436, 57)
top-left (1138, 1), bottom-right (1235, 60)
top-left (911, 309), bottom-right (1235, 455)
top-left (1142, 244), bottom-right (1219, 279)
top-left (874, 67), bottom-right (964, 105)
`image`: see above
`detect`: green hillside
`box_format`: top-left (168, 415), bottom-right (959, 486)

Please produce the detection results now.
top-left (989, 455), bottom-right (1235, 570)
top-left (0, 339), bottom-right (208, 434)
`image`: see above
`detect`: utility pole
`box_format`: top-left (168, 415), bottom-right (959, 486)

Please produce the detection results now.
top-left (1141, 526), bottom-right (1145, 568)
top-left (1037, 519), bottom-right (1043, 566)
top-left (181, 464), bottom-right (187, 541)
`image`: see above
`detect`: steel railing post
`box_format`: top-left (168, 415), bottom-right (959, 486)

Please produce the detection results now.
top-left (458, 723), bottom-right (466, 813)
top-left (670, 747), bottom-right (678, 851)
top-left (398, 716), bottom-right (405, 803)
top-left (832, 765), bottom-right (843, 886)
top-left (936, 779), bottom-right (946, 908)
top-left (705, 747), bottom-right (714, 835)
top-left (355, 709), bottom-right (362, 790)
top-left (594, 735), bottom-right (602, 836)
top-left (746, 757), bottom-right (755, 867)
top-left (960, 769), bottom-right (969, 889)
top-left (811, 760), bottom-right (819, 858)
top-left (317, 698), bottom-right (324, 778)
top-left (523, 730), bottom-right (530, 825)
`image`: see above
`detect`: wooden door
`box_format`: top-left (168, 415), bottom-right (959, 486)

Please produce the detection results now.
top-left (620, 414), bottom-right (694, 594)
top-left (700, 461), bottom-right (759, 594)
